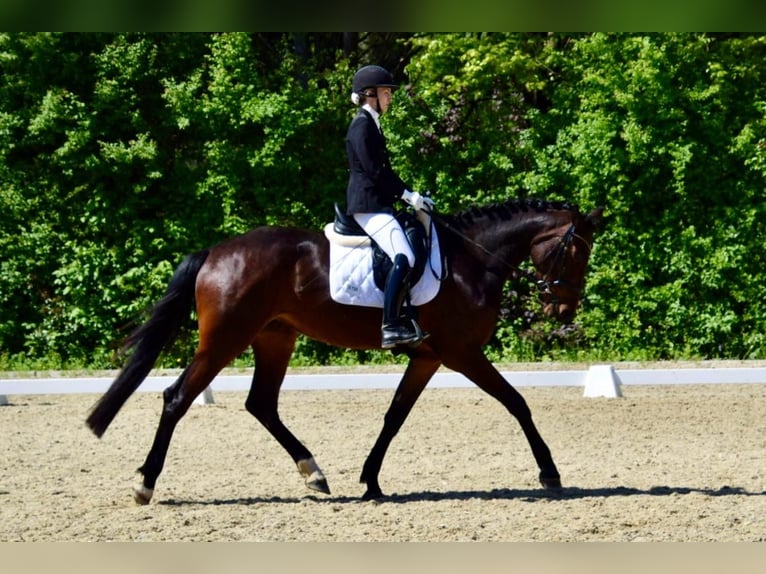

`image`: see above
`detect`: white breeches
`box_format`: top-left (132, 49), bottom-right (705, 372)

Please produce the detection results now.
top-left (353, 212), bottom-right (415, 267)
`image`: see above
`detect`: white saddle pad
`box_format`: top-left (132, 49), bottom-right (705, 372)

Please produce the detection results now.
top-left (325, 218), bottom-right (444, 308)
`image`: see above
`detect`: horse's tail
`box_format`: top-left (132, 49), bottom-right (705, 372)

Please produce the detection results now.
top-left (86, 249), bottom-right (210, 438)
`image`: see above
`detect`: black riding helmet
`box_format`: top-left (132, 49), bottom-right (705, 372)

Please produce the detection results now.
top-left (352, 65), bottom-right (399, 96)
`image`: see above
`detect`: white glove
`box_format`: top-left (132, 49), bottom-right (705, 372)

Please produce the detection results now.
top-left (401, 190), bottom-right (435, 212)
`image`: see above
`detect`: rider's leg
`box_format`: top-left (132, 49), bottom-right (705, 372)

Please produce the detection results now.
top-left (380, 253), bottom-right (422, 348)
top-left (352, 213), bottom-right (424, 348)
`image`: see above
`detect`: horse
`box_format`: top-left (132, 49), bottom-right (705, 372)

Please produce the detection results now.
top-left (86, 198), bottom-right (604, 503)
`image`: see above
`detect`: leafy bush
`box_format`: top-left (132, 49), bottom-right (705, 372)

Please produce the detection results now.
top-left (2, 32), bottom-right (766, 370)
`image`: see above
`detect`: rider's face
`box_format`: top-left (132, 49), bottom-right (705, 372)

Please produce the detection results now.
top-left (375, 87), bottom-right (392, 114)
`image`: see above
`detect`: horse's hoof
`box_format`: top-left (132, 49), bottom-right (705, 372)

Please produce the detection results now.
top-left (307, 477), bottom-right (331, 495)
top-left (539, 476), bottom-right (563, 491)
top-left (297, 457), bottom-right (330, 495)
top-left (133, 485), bottom-right (154, 505)
top-left (362, 486), bottom-right (384, 501)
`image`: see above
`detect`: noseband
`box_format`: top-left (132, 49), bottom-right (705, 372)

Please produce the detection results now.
top-left (533, 223), bottom-right (592, 305)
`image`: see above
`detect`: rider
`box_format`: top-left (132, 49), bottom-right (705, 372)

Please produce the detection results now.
top-left (345, 64), bottom-right (434, 349)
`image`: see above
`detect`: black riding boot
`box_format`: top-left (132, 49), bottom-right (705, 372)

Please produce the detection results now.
top-left (381, 254), bottom-right (425, 349)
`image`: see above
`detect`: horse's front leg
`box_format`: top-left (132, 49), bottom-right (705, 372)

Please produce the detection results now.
top-left (360, 355), bottom-right (441, 499)
top-left (245, 325), bottom-right (330, 495)
top-left (448, 351), bottom-right (561, 490)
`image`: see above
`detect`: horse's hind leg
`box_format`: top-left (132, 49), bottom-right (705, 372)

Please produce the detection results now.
top-left (244, 323), bottom-right (330, 495)
top-left (134, 352), bottom-right (230, 505)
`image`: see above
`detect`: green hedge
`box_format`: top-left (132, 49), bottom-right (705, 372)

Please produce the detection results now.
top-left (2, 33), bottom-right (765, 369)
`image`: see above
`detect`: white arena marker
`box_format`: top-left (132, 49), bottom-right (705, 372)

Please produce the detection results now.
top-left (194, 386), bottom-right (215, 405)
top-left (583, 364), bottom-right (623, 398)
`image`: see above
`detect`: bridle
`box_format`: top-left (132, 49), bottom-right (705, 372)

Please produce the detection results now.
top-left (532, 223), bottom-right (592, 304)
top-left (432, 213), bottom-right (593, 306)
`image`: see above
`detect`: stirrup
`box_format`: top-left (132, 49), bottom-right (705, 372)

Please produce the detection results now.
top-left (408, 319), bottom-right (429, 347)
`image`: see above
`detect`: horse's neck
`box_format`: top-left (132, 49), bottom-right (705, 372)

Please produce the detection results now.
top-left (470, 213), bottom-right (564, 264)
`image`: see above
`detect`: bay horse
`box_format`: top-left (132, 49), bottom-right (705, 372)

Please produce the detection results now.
top-left (86, 198), bottom-right (603, 503)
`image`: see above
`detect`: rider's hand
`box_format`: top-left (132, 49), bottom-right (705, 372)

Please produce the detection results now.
top-left (401, 190), bottom-right (435, 213)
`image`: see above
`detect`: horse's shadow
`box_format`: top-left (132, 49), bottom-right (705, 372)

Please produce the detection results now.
top-left (159, 484), bottom-right (763, 507)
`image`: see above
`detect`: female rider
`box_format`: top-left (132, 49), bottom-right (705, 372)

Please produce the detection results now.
top-left (344, 65), bottom-right (434, 349)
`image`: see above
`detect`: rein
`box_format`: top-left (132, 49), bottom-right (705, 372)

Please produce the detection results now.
top-left (430, 211), bottom-right (592, 299)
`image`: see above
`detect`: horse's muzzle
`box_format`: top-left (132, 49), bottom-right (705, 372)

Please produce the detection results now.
top-left (543, 302), bottom-right (577, 323)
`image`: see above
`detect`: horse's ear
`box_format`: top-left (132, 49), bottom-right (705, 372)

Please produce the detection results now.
top-left (586, 206), bottom-right (605, 230)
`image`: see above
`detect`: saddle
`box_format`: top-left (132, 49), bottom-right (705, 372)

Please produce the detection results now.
top-left (330, 203), bottom-right (429, 290)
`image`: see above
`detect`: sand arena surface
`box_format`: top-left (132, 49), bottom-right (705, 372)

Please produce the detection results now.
top-left (0, 382), bottom-right (764, 541)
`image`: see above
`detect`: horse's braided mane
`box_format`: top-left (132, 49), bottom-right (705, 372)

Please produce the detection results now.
top-left (445, 198), bottom-right (579, 229)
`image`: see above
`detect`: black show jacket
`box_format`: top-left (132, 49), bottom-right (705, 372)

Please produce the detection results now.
top-left (345, 108), bottom-right (409, 214)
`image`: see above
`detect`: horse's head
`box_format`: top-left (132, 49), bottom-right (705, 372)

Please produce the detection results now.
top-left (529, 206), bottom-right (604, 323)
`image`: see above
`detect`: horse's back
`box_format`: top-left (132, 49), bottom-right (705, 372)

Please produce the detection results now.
top-left (221, 224), bottom-right (323, 246)
top-left (196, 225), bottom-right (328, 308)
top-left (207, 225), bottom-right (325, 264)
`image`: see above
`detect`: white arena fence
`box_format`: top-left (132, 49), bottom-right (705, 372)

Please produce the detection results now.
top-left (2, 364), bottom-right (766, 405)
